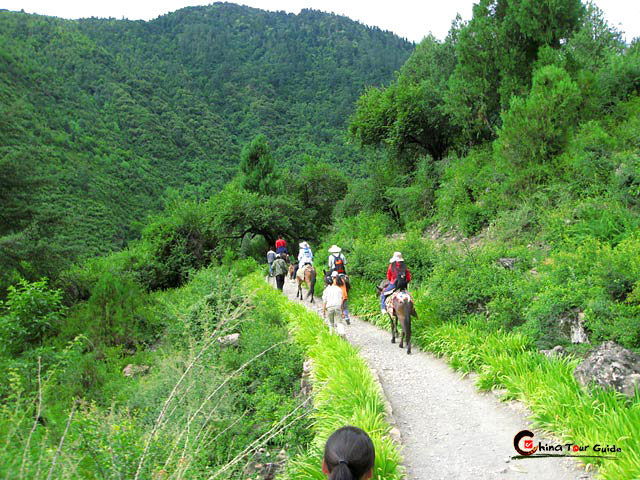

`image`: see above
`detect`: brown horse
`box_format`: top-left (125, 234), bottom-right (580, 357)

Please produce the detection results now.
top-left (296, 264), bottom-right (317, 303)
top-left (377, 280), bottom-right (418, 354)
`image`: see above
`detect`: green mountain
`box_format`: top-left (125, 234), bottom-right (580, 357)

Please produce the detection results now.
top-left (0, 3), bottom-right (413, 286)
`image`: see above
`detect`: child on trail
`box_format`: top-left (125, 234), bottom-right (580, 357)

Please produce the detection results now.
top-left (335, 272), bottom-right (350, 325)
top-left (322, 272), bottom-right (345, 335)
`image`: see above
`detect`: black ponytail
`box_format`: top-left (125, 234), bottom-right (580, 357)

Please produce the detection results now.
top-left (324, 426), bottom-right (375, 480)
top-left (329, 461), bottom-right (353, 480)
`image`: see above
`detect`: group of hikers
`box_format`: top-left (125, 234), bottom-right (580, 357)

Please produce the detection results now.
top-left (267, 236), bottom-right (412, 335)
top-left (267, 238), bottom-right (404, 478)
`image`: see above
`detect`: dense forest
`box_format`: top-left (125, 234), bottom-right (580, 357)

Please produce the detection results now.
top-left (0, 3), bottom-right (413, 290)
top-left (1, 0), bottom-right (640, 478)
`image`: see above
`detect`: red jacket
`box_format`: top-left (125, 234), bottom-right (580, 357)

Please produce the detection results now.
top-left (275, 238), bottom-right (286, 248)
top-left (387, 262), bottom-right (411, 284)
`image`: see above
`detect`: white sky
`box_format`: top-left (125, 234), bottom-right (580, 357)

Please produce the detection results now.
top-left (2, 0), bottom-right (639, 43)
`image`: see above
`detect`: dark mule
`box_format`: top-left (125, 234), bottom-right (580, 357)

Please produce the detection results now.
top-left (376, 280), bottom-right (418, 354)
top-left (296, 265), bottom-right (317, 303)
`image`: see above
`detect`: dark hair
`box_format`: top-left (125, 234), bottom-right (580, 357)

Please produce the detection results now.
top-left (324, 426), bottom-right (375, 480)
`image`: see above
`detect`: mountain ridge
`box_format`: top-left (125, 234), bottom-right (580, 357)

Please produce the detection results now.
top-left (0, 3), bottom-right (414, 287)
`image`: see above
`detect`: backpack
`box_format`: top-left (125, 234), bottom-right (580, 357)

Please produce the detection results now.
top-left (333, 255), bottom-right (346, 274)
top-left (394, 262), bottom-right (408, 290)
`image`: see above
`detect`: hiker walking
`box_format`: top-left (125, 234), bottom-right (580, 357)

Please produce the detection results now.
top-left (335, 271), bottom-right (350, 325)
top-left (267, 248), bottom-right (276, 276)
top-left (272, 254), bottom-right (288, 291)
top-left (323, 271), bottom-right (345, 335)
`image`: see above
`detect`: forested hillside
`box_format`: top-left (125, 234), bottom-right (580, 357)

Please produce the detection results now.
top-left (0, 3), bottom-right (412, 289)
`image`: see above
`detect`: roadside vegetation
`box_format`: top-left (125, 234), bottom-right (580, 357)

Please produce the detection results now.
top-left (0, 262), bottom-right (314, 478)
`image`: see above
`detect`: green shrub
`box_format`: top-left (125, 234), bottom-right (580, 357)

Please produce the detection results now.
top-left (495, 65), bottom-right (581, 190)
top-left (63, 272), bottom-right (161, 348)
top-left (0, 278), bottom-right (66, 355)
top-left (436, 148), bottom-right (500, 235)
top-left (612, 151), bottom-right (640, 206)
top-left (563, 120), bottom-right (617, 192)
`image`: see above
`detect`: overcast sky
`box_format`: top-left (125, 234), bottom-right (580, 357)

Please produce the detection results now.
top-left (3, 0), bottom-right (639, 43)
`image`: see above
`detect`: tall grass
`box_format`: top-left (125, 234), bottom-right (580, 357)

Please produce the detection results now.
top-left (0, 267), bottom-right (313, 479)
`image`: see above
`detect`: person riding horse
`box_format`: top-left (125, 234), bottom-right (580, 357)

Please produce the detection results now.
top-left (378, 251), bottom-right (416, 354)
top-left (328, 245), bottom-right (347, 274)
top-left (328, 244), bottom-right (350, 293)
top-left (294, 241), bottom-right (313, 279)
top-left (380, 252), bottom-right (411, 314)
top-left (275, 236), bottom-right (289, 263)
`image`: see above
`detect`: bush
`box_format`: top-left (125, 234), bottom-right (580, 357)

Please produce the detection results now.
top-left (63, 272), bottom-right (161, 349)
top-left (0, 278), bottom-right (66, 355)
top-left (495, 65), bottom-right (581, 190)
top-left (435, 148), bottom-right (501, 235)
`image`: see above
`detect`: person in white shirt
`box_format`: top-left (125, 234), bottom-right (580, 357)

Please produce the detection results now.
top-left (322, 271), bottom-right (346, 335)
top-left (327, 245), bottom-right (347, 274)
top-left (295, 241), bottom-right (314, 280)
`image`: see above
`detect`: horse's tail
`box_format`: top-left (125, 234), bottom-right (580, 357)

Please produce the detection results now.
top-left (404, 299), bottom-right (411, 341)
top-left (310, 268), bottom-right (316, 295)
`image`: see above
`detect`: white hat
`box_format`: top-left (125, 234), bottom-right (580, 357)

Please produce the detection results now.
top-left (389, 252), bottom-right (404, 263)
top-left (331, 271), bottom-right (339, 277)
top-left (328, 245), bottom-right (341, 254)
top-left (299, 241), bottom-right (309, 248)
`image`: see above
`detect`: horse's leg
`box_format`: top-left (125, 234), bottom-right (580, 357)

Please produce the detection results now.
top-left (405, 301), bottom-right (412, 354)
top-left (399, 316), bottom-right (404, 349)
top-left (390, 314), bottom-right (396, 344)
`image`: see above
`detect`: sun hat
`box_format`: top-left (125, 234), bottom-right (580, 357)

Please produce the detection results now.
top-left (389, 252), bottom-right (404, 263)
top-left (328, 245), bottom-right (342, 254)
top-left (299, 241), bottom-right (309, 248)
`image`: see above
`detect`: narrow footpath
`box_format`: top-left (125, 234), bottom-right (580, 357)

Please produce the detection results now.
top-left (276, 276), bottom-right (593, 480)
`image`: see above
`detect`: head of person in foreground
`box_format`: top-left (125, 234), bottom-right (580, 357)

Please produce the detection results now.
top-left (322, 426), bottom-right (375, 480)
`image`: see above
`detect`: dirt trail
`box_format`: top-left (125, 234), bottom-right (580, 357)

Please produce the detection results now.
top-left (277, 276), bottom-right (593, 480)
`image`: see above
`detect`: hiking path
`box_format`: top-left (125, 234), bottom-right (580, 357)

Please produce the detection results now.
top-left (275, 276), bottom-right (593, 480)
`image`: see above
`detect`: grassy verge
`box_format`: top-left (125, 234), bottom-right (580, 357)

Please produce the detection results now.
top-left (242, 274), bottom-right (403, 479)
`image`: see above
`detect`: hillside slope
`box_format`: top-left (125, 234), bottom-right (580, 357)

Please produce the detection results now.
top-left (0, 4), bottom-right (413, 286)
